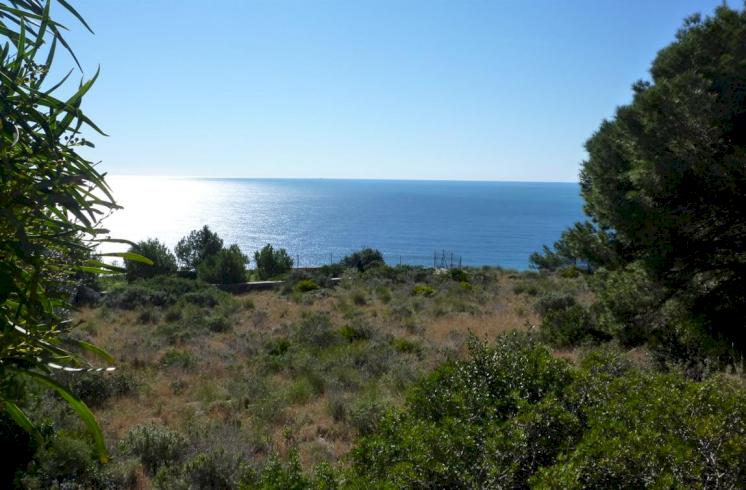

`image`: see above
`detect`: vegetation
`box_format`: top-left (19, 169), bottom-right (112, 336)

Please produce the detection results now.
top-left (342, 247), bottom-right (384, 272)
top-left (125, 239), bottom-right (177, 281)
top-left (175, 225), bottom-right (223, 271)
top-left (197, 243), bottom-right (249, 284)
top-left (530, 5), bottom-right (746, 370)
top-left (255, 244), bottom-right (294, 279)
top-left (4, 1), bottom-right (746, 489)
top-left (0, 0), bottom-right (149, 469)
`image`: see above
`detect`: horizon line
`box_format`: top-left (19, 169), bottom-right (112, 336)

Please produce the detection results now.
top-left (106, 175), bottom-right (581, 185)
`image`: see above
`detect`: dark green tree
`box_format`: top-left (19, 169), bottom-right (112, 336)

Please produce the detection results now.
top-left (198, 244), bottom-right (248, 284)
top-left (174, 225), bottom-right (223, 271)
top-left (535, 5), bottom-right (746, 355)
top-left (125, 239), bottom-right (177, 281)
top-left (342, 248), bottom-right (384, 272)
top-left (254, 244), bottom-right (293, 280)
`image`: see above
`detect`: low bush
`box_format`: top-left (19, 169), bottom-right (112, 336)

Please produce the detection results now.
top-left (295, 279), bottom-right (320, 293)
top-left (345, 333), bottom-right (746, 488)
top-left (121, 424), bottom-right (188, 476)
top-left (448, 268), bottom-right (469, 282)
top-left (412, 284), bottom-right (435, 297)
top-left (342, 248), bottom-right (384, 272)
top-left (56, 371), bottom-right (136, 408)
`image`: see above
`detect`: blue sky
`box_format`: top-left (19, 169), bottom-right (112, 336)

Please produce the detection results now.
top-left (59, 0), bottom-right (726, 181)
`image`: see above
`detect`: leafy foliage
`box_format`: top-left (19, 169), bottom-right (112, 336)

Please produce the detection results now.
top-left (0, 0), bottom-right (148, 464)
top-left (342, 247), bottom-right (384, 272)
top-left (197, 243), bottom-right (248, 284)
top-left (254, 243), bottom-right (293, 280)
top-left (348, 334), bottom-right (746, 488)
top-left (175, 225), bottom-right (223, 271)
top-left (125, 238), bottom-right (177, 281)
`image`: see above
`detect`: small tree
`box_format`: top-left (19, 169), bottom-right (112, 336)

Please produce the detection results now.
top-left (254, 244), bottom-right (293, 280)
top-left (175, 225), bottom-right (223, 271)
top-left (342, 248), bottom-right (384, 272)
top-left (197, 244), bottom-right (248, 284)
top-left (125, 239), bottom-right (178, 281)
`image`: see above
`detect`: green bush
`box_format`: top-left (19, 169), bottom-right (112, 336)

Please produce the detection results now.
top-left (56, 371), bottom-right (136, 408)
top-left (534, 293), bottom-right (577, 317)
top-left (391, 338), bottom-right (422, 355)
top-left (254, 244), bottom-right (294, 280)
top-left (197, 244), bottom-right (248, 284)
top-left (339, 323), bottom-right (371, 342)
top-left (295, 279), bottom-right (320, 293)
top-left (125, 238), bottom-right (178, 281)
top-left (448, 268), bottom-right (469, 282)
top-left (121, 424), bottom-right (188, 476)
top-left (342, 248), bottom-right (384, 272)
top-left (174, 225), bottom-right (224, 271)
top-left (345, 333), bottom-right (746, 488)
top-left (540, 304), bottom-right (597, 348)
top-left (412, 284), bottom-right (435, 297)
top-left (205, 314), bottom-right (232, 333)
top-left (293, 313), bottom-right (340, 349)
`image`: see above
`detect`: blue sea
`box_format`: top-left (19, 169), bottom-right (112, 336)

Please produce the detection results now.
top-left (104, 177), bottom-right (585, 270)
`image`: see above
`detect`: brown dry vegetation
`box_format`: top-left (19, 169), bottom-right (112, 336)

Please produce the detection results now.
top-left (61, 267), bottom-right (590, 485)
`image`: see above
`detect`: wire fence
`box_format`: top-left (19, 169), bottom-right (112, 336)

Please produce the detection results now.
top-left (285, 249), bottom-right (464, 269)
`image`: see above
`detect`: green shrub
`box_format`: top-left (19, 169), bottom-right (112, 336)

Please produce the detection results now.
top-left (412, 284), bottom-right (435, 297)
top-left (121, 424), bottom-right (188, 476)
top-left (449, 268), bottom-right (469, 282)
top-left (177, 449), bottom-right (244, 490)
top-left (339, 324), bottom-right (371, 342)
top-left (294, 314), bottom-right (340, 349)
top-left (540, 304), bottom-right (597, 347)
top-left (175, 225), bottom-right (224, 271)
top-left (125, 238), bottom-right (178, 281)
top-left (205, 314), bottom-right (232, 333)
top-left (265, 337), bottom-right (291, 356)
top-left (197, 244), bottom-right (248, 284)
top-left (295, 279), bottom-right (320, 293)
top-left (534, 293), bottom-right (577, 317)
top-left (254, 244), bottom-right (294, 280)
top-left (350, 289), bottom-right (367, 305)
top-left (342, 248), bottom-right (384, 272)
top-left (56, 371), bottom-right (136, 408)
top-left (391, 338), bottom-right (422, 355)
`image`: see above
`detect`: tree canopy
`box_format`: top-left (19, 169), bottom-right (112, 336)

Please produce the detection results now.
top-left (535, 4), bottom-right (746, 357)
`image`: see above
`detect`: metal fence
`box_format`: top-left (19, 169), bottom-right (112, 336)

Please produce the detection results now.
top-left (285, 249), bottom-right (463, 269)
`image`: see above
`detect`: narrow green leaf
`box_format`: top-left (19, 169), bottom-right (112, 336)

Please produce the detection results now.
top-left (2, 401), bottom-right (44, 444)
top-left (19, 370), bottom-right (108, 463)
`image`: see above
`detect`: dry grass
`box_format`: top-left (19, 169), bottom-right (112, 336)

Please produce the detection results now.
top-left (70, 268), bottom-right (589, 472)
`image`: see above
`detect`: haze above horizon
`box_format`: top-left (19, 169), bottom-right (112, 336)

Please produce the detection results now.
top-left (63, 0), bottom-right (724, 182)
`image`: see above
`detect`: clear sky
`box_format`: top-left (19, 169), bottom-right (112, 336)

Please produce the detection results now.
top-left (58, 0), bottom-right (726, 181)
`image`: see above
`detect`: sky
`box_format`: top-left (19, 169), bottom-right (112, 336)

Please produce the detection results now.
top-left (55, 0), bottom-right (727, 182)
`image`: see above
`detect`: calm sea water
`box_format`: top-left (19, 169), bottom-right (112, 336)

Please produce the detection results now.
top-left (102, 177), bottom-right (585, 270)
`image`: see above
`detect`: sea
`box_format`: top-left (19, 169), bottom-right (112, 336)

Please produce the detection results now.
top-left (101, 177), bottom-right (585, 270)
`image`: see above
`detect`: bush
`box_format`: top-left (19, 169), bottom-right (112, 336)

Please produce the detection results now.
top-left (448, 268), bottom-right (469, 282)
top-left (197, 244), bottom-right (248, 284)
top-left (121, 424), bottom-right (188, 476)
top-left (293, 314), bottom-right (339, 349)
top-left (295, 279), bottom-right (320, 293)
top-left (125, 239), bottom-right (178, 281)
top-left (412, 284), bottom-right (435, 297)
top-left (254, 244), bottom-right (294, 280)
top-left (205, 314), bottom-right (232, 333)
top-left (175, 225), bottom-right (224, 271)
top-left (540, 304), bottom-right (598, 347)
top-left (534, 293), bottom-right (577, 317)
top-left (346, 333), bottom-right (746, 488)
top-left (56, 371), bottom-right (136, 408)
top-left (342, 248), bottom-right (384, 272)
